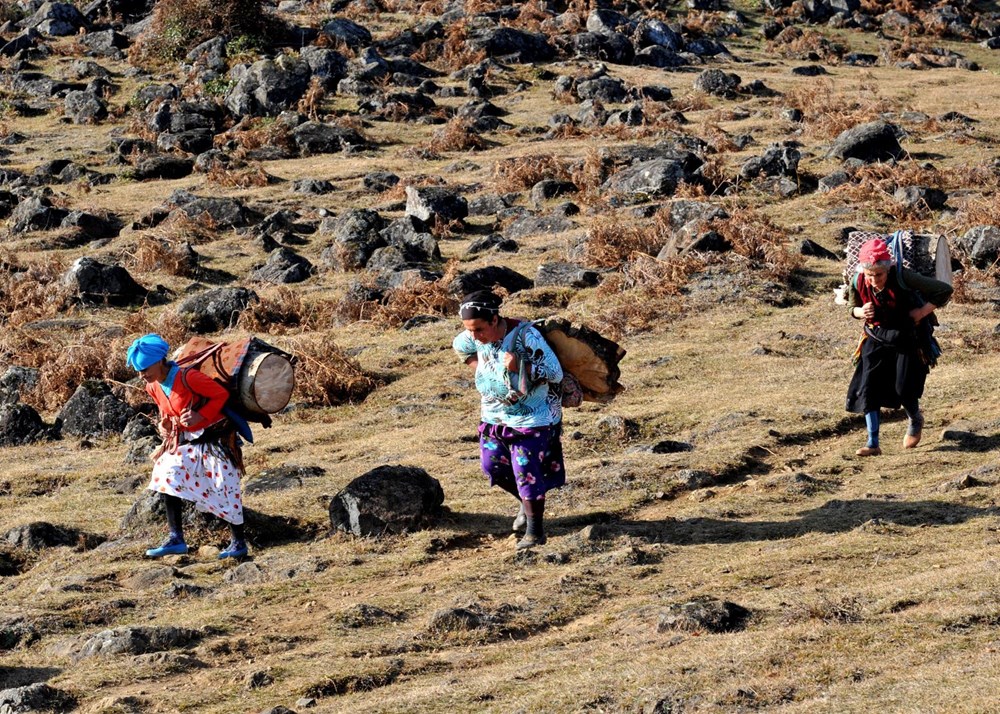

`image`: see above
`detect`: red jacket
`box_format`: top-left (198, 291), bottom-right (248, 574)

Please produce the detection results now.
top-left (146, 367), bottom-right (228, 432)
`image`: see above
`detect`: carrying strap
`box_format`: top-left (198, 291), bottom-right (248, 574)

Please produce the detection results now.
top-left (890, 230), bottom-right (908, 290)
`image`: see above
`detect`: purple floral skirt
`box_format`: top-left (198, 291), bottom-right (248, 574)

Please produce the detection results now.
top-left (478, 422), bottom-right (565, 500)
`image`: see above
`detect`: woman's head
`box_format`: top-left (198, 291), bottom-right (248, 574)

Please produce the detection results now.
top-left (127, 334), bottom-right (170, 383)
top-left (460, 291), bottom-right (505, 343)
top-left (858, 238), bottom-right (894, 291)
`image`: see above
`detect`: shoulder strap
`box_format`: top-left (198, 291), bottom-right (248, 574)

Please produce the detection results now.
top-left (180, 367), bottom-right (210, 411)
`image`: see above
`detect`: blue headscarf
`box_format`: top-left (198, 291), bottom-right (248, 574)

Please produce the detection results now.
top-left (126, 334), bottom-right (170, 371)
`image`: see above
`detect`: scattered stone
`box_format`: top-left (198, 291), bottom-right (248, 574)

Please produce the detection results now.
top-left (63, 257), bottom-right (147, 306)
top-left (673, 469), bottom-right (714, 489)
top-left (428, 607), bottom-right (485, 632)
top-left (4, 521), bottom-right (79, 550)
top-left (956, 226), bottom-right (1000, 268)
top-left (249, 248), bottom-right (315, 285)
top-left (657, 597), bottom-right (750, 633)
top-left (405, 185), bottom-right (468, 226)
top-left (535, 262), bottom-right (601, 289)
top-left (693, 69), bottom-right (741, 98)
top-left (0, 403), bottom-right (54, 446)
top-left (449, 266), bottom-right (533, 296)
top-left (800, 239), bottom-right (840, 260)
top-left (224, 562), bottom-right (267, 584)
top-left (329, 465), bottom-right (445, 537)
top-left (333, 603), bottom-right (404, 628)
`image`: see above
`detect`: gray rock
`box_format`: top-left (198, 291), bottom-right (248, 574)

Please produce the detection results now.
top-left (634, 46), bottom-right (688, 68)
top-left (405, 186), bottom-right (468, 225)
top-left (249, 248), bottom-right (315, 285)
top-left (292, 179), bottom-right (334, 195)
top-left (818, 170), bottom-right (850, 193)
top-left (739, 144), bottom-right (800, 180)
top-left (674, 469), bottom-right (714, 490)
top-left (10, 196), bottom-right (68, 233)
top-left (466, 233), bottom-right (518, 255)
top-left (168, 192), bottom-right (260, 229)
top-left (62, 257), bottom-right (147, 306)
top-left (22, 1), bottom-right (85, 35)
top-left (468, 194), bottom-right (511, 216)
top-left (186, 37), bottom-right (226, 73)
top-left (693, 69), bottom-right (741, 98)
top-left (505, 214), bottom-right (575, 239)
top-left (225, 56), bottom-right (312, 118)
top-left (71, 626), bottom-right (201, 661)
top-left (300, 46), bottom-right (347, 90)
top-left (57, 380), bottom-right (134, 437)
top-left (318, 209), bottom-right (386, 270)
top-left (63, 89), bottom-right (107, 123)
top-left (567, 32), bottom-right (634, 65)
top-left (466, 27), bottom-right (554, 63)
top-left (79, 28), bottom-right (128, 56)
top-left (449, 265), bottom-right (533, 296)
top-left (958, 226), bottom-right (1000, 268)
top-left (1, 29), bottom-right (40, 57)
top-left (893, 185), bottom-right (947, 210)
top-left (322, 18), bottom-right (371, 48)
top-left (0, 683), bottom-right (75, 713)
top-left (0, 366), bottom-right (39, 405)
top-left (329, 465), bottom-right (445, 537)
top-left (830, 121), bottom-right (904, 162)
top-left (602, 158), bottom-right (688, 198)
top-left (428, 607), bottom-right (485, 632)
top-left (132, 155), bottom-right (194, 181)
top-left (637, 19), bottom-right (683, 50)
top-left (576, 76), bottom-right (629, 103)
top-left (586, 8), bottom-right (634, 35)
top-left (656, 597), bottom-right (750, 633)
top-left (0, 403), bottom-right (53, 446)
top-left (333, 603), bottom-right (403, 629)
top-left (224, 562), bottom-right (266, 584)
top-left (176, 287), bottom-right (259, 333)
top-left (4, 521), bottom-right (79, 550)
top-left (535, 262), bottom-right (600, 288)
top-left (291, 121), bottom-right (367, 155)
top-left (800, 239), bottom-right (839, 260)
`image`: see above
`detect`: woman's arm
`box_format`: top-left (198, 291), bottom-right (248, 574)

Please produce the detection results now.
top-left (180, 369), bottom-right (228, 427)
top-left (453, 332), bottom-right (479, 371)
top-left (515, 327), bottom-right (563, 384)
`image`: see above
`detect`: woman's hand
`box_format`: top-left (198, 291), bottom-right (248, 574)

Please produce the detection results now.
top-left (157, 416), bottom-right (174, 439)
top-left (861, 302), bottom-right (876, 321)
top-left (179, 407), bottom-right (205, 428)
top-left (909, 303), bottom-right (935, 324)
top-left (503, 351), bottom-right (519, 372)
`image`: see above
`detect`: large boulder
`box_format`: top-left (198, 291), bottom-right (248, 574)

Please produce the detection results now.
top-left (693, 69), bottom-right (741, 98)
top-left (300, 46), bottom-right (348, 90)
top-left (225, 56), bottom-right (312, 118)
top-left (176, 287), bottom-right (259, 333)
top-left (0, 366), bottom-right (40, 405)
top-left (10, 196), bottom-right (69, 233)
top-left (329, 465), bottom-right (444, 536)
top-left (62, 257), bottom-right (147, 306)
top-left (322, 18), bottom-right (371, 48)
top-left (57, 380), bottom-right (135, 437)
top-left (739, 144), bottom-right (801, 180)
top-left (957, 226), bottom-right (1000, 268)
top-left (829, 121), bottom-right (905, 162)
top-left (168, 192), bottom-right (260, 229)
top-left (0, 403), bottom-right (54, 446)
top-left (63, 89), bottom-right (107, 124)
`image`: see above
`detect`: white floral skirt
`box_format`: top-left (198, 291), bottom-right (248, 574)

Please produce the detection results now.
top-left (148, 439), bottom-right (244, 525)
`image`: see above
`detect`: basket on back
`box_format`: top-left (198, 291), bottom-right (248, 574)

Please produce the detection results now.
top-left (844, 230), bottom-right (935, 282)
top-left (174, 336), bottom-right (296, 429)
top-left (532, 318), bottom-right (626, 404)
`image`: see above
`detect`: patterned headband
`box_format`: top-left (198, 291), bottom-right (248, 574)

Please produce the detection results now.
top-left (459, 301), bottom-right (499, 317)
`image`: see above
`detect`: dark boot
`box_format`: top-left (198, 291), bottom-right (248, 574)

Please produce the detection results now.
top-left (516, 499), bottom-right (546, 549)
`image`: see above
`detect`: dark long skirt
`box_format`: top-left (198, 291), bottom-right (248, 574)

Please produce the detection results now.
top-left (846, 331), bottom-right (927, 414)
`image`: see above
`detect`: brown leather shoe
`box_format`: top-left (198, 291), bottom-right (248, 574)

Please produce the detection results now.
top-left (903, 431), bottom-right (922, 449)
top-left (856, 446), bottom-right (882, 456)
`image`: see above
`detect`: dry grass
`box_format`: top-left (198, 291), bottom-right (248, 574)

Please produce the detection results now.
top-left (213, 117), bottom-right (297, 160)
top-left (0, 255), bottom-right (70, 329)
top-left (204, 163), bottom-right (273, 188)
top-left (710, 205), bottom-right (802, 281)
top-left (237, 287), bottom-right (341, 334)
top-left (281, 333), bottom-right (380, 406)
top-left (584, 210), bottom-right (673, 268)
top-left (425, 118), bottom-right (489, 153)
top-left (783, 79), bottom-right (899, 139)
top-left (492, 154), bottom-right (572, 193)
top-left (124, 236), bottom-right (199, 277)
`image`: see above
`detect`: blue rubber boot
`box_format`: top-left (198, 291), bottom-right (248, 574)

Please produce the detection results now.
top-left (218, 540), bottom-right (248, 560)
top-left (145, 534), bottom-right (188, 558)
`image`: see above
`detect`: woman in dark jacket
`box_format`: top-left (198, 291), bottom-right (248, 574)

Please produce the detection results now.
top-left (846, 238), bottom-right (952, 456)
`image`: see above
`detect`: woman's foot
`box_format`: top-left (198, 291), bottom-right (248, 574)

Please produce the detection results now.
top-left (856, 445), bottom-right (882, 457)
top-left (904, 412), bottom-right (923, 449)
top-left (512, 504), bottom-right (527, 533)
top-left (145, 534), bottom-right (188, 558)
top-left (218, 540), bottom-right (248, 560)
top-left (516, 533), bottom-right (546, 550)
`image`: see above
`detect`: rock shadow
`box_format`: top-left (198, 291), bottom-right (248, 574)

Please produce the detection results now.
top-left (0, 666), bottom-right (61, 690)
top-left (935, 431), bottom-right (1000, 453)
top-left (603, 498), bottom-right (997, 546)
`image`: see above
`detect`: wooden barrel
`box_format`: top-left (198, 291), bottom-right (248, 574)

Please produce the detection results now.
top-left (238, 350), bottom-right (294, 414)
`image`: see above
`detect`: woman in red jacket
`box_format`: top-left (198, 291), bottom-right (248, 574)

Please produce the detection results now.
top-left (127, 334), bottom-right (248, 559)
